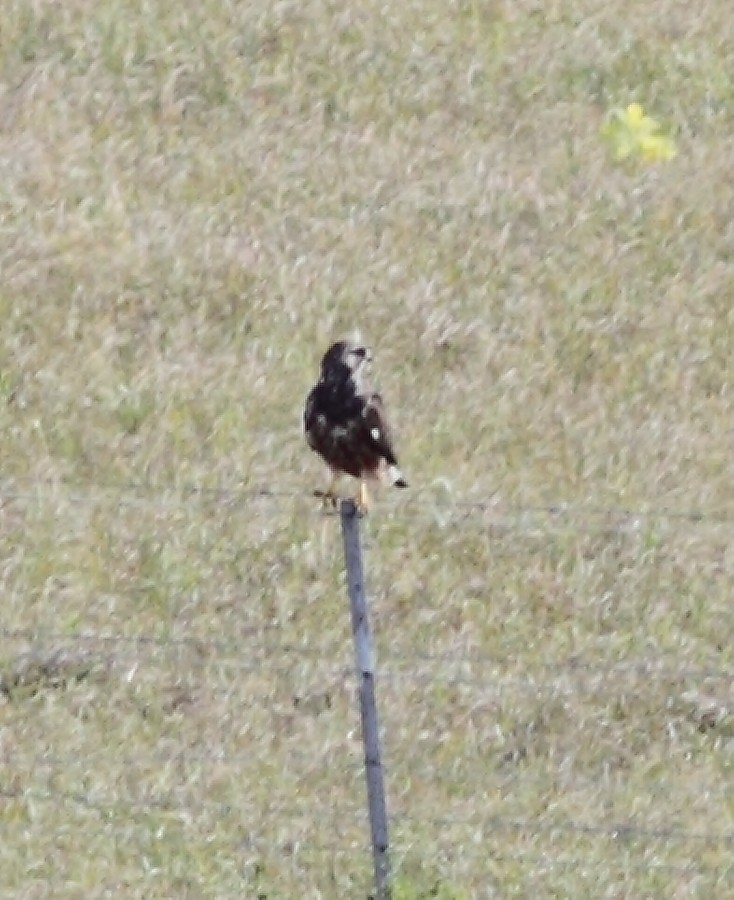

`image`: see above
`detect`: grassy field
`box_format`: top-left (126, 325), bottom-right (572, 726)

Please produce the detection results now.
top-left (1, 0), bottom-right (734, 896)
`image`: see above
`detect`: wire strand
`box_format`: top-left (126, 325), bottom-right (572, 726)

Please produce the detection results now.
top-left (2, 785), bottom-right (731, 850)
top-left (1, 476), bottom-right (733, 528)
top-left (1, 627), bottom-right (731, 685)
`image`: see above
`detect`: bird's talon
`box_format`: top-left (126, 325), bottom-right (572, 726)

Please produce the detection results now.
top-left (313, 488), bottom-right (339, 511)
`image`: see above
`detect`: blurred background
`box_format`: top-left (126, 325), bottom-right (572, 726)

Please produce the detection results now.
top-left (1, 1), bottom-right (733, 896)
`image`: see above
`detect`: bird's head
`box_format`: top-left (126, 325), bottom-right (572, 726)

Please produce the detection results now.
top-left (320, 339), bottom-right (373, 387)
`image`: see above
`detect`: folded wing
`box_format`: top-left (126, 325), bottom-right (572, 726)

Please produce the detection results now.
top-left (362, 393), bottom-right (408, 487)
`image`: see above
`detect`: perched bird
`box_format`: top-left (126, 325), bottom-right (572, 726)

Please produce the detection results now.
top-left (304, 338), bottom-right (408, 512)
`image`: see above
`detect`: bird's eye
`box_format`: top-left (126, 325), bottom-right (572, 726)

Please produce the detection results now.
top-left (353, 346), bottom-right (372, 363)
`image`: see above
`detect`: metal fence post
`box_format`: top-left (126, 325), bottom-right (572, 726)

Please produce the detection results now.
top-left (339, 499), bottom-right (391, 900)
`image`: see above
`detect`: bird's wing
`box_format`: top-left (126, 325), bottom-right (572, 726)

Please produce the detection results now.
top-left (361, 392), bottom-right (399, 465)
top-left (304, 386), bottom-right (318, 432)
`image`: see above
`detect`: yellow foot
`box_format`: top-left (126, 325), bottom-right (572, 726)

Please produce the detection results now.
top-left (354, 481), bottom-right (370, 516)
top-left (313, 472), bottom-right (341, 512)
top-left (313, 488), bottom-right (339, 511)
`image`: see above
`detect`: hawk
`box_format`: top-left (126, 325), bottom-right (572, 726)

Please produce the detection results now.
top-left (304, 338), bottom-right (408, 512)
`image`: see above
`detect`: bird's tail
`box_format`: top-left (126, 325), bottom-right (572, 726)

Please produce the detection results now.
top-left (387, 464), bottom-right (408, 489)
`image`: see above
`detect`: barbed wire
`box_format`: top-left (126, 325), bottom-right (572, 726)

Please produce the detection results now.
top-left (396, 811), bottom-right (734, 846)
top-left (0, 475), bottom-right (733, 529)
top-left (19, 746), bottom-right (734, 800)
top-left (1, 784), bottom-right (731, 851)
top-left (2, 626), bottom-right (731, 686)
top-left (0, 783), bottom-right (718, 885)
top-left (394, 847), bottom-right (706, 879)
top-left (21, 747), bottom-right (364, 775)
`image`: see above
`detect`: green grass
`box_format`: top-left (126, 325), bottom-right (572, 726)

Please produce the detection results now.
top-left (1, 0), bottom-right (734, 895)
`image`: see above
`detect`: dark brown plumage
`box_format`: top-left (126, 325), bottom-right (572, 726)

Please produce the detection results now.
top-left (304, 338), bottom-right (407, 510)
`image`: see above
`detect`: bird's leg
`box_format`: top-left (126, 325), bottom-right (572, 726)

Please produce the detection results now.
top-left (355, 480), bottom-right (370, 515)
top-left (315, 471), bottom-right (340, 509)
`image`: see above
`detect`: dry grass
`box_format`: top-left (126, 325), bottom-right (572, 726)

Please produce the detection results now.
top-left (1, 0), bottom-right (734, 896)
